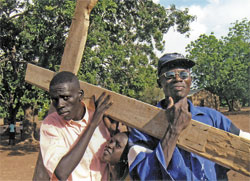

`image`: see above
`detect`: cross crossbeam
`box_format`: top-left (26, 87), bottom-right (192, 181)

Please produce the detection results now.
top-left (25, 63), bottom-right (250, 176)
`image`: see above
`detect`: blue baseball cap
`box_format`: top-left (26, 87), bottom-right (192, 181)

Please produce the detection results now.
top-left (158, 53), bottom-right (195, 75)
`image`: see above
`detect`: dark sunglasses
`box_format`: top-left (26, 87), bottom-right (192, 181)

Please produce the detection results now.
top-left (160, 71), bottom-right (190, 80)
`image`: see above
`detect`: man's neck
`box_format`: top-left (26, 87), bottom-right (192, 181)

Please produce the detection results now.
top-left (73, 103), bottom-right (86, 121)
top-left (161, 97), bottom-right (188, 109)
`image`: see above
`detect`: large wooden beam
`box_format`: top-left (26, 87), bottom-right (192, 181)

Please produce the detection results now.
top-left (25, 63), bottom-right (250, 176)
top-left (59, 0), bottom-right (98, 74)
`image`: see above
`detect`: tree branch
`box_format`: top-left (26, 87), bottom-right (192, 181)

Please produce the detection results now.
top-left (9, 10), bottom-right (30, 20)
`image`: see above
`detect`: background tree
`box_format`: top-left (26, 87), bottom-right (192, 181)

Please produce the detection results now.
top-left (79, 0), bottom-right (195, 102)
top-left (0, 0), bottom-right (75, 139)
top-left (0, 0), bottom-right (194, 140)
top-left (186, 19), bottom-right (250, 111)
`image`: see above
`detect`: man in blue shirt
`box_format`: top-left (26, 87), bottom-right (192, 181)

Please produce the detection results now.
top-left (128, 53), bottom-right (249, 180)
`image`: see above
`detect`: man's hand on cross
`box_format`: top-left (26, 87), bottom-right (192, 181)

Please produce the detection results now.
top-left (90, 92), bottom-right (113, 128)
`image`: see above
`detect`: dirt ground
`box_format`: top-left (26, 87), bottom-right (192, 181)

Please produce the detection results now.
top-left (0, 108), bottom-right (249, 181)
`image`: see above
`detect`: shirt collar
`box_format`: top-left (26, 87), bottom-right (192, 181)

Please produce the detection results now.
top-left (187, 99), bottom-right (205, 117)
top-left (66, 98), bottom-right (96, 126)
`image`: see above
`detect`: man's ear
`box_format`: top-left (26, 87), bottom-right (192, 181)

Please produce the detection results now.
top-left (157, 79), bottom-right (162, 88)
top-left (79, 90), bottom-right (84, 101)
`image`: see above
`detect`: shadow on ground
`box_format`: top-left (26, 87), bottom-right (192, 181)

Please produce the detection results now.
top-left (0, 135), bottom-right (39, 156)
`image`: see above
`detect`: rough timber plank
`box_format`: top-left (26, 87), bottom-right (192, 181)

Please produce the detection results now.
top-left (25, 64), bottom-right (55, 90)
top-left (59, 0), bottom-right (98, 74)
top-left (25, 63), bottom-right (250, 176)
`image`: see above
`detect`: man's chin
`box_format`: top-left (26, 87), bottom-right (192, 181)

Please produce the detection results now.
top-left (175, 91), bottom-right (188, 98)
top-left (65, 117), bottom-right (72, 121)
top-left (59, 115), bottom-right (72, 121)
top-left (172, 94), bottom-right (186, 102)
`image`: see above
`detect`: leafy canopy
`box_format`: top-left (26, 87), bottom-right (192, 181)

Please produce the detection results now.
top-left (0, 0), bottom-right (195, 122)
top-left (186, 19), bottom-right (250, 111)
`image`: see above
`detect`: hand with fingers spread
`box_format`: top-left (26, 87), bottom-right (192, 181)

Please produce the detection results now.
top-left (103, 116), bottom-right (128, 136)
top-left (103, 116), bottom-right (119, 136)
top-left (90, 92), bottom-right (113, 128)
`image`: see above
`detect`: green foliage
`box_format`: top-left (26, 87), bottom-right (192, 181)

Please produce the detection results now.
top-left (79, 0), bottom-right (195, 101)
top-left (38, 98), bottom-right (50, 120)
top-left (0, 0), bottom-right (194, 123)
top-left (0, 0), bottom-right (74, 121)
top-left (186, 19), bottom-right (250, 111)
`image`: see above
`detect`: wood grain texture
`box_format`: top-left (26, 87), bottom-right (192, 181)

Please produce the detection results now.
top-left (25, 63), bottom-right (250, 176)
top-left (59, 0), bottom-right (98, 74)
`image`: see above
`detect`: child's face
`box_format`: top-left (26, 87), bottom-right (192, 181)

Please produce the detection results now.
top-left (102, 132), bottom-right (128, 165)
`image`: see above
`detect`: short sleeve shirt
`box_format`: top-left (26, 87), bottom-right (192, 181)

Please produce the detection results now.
top-left (40, 101), bottom-right (110, 181)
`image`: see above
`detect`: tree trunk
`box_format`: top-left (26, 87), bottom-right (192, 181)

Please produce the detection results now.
top-left (23, 106), bottom-right (40, 141)
top-left (225, 98), bottom-right (234, 112)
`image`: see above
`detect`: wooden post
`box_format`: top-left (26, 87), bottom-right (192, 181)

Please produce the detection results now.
top-left (59, 0), bottom-right (98, 74)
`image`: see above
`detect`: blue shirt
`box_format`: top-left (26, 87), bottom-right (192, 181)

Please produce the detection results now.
top-left (128, 100), bottom-right (232, 181)
top-left (9, 124), bottom-right (15, 133)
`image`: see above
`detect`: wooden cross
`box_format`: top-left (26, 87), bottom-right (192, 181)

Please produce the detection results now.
top-left (25, 0), bottom-right (250, 176)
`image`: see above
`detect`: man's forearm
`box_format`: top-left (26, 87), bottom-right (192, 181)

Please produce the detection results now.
top-left (161, 97), bottom-right (191, 167)
top-left (54, 93), bottom-right (112, 180)
top-left (161, 124), bottom-right (180, 167)
top-left (54, 124), bottom-right (97, 180)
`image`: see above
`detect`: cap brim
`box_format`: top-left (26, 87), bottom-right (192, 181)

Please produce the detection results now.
top-left (161, 58), bottom-right (195, 70)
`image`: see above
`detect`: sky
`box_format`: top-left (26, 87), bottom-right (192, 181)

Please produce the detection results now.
top-left (153, 0), bottom-right (250, 56)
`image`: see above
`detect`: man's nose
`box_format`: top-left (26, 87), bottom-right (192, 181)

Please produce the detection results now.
top-left (174, 73), bottom-right (182, 81)
top-left (58, 98), bottom-right (65, 108)
top-left (108, 141), bottom-right (115, 148)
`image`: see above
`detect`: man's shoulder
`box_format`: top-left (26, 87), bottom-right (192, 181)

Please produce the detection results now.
top-left (129, 128), bottom-right (159, 149)
top-left (194, 106), bottom-right (221, 115)
top-left (42, 112), bottom-right (62, 125)
top-left (189, 100), bottom-right (221, 116)
top-left (41, 112), bottom-right (66, 135)
top-left (191, 104), bottom-right (232, 130)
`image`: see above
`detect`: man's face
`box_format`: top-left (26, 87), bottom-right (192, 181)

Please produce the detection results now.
top-left (49, 82), bottom-right (82, 121)
top-left (158, 66), bottom-right (192, 102)
top-left (102, 132), bottom-right (128, 165)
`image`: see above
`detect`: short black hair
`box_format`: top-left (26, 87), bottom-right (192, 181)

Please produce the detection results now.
top-left (49, 71), bottom-right (80, 89)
